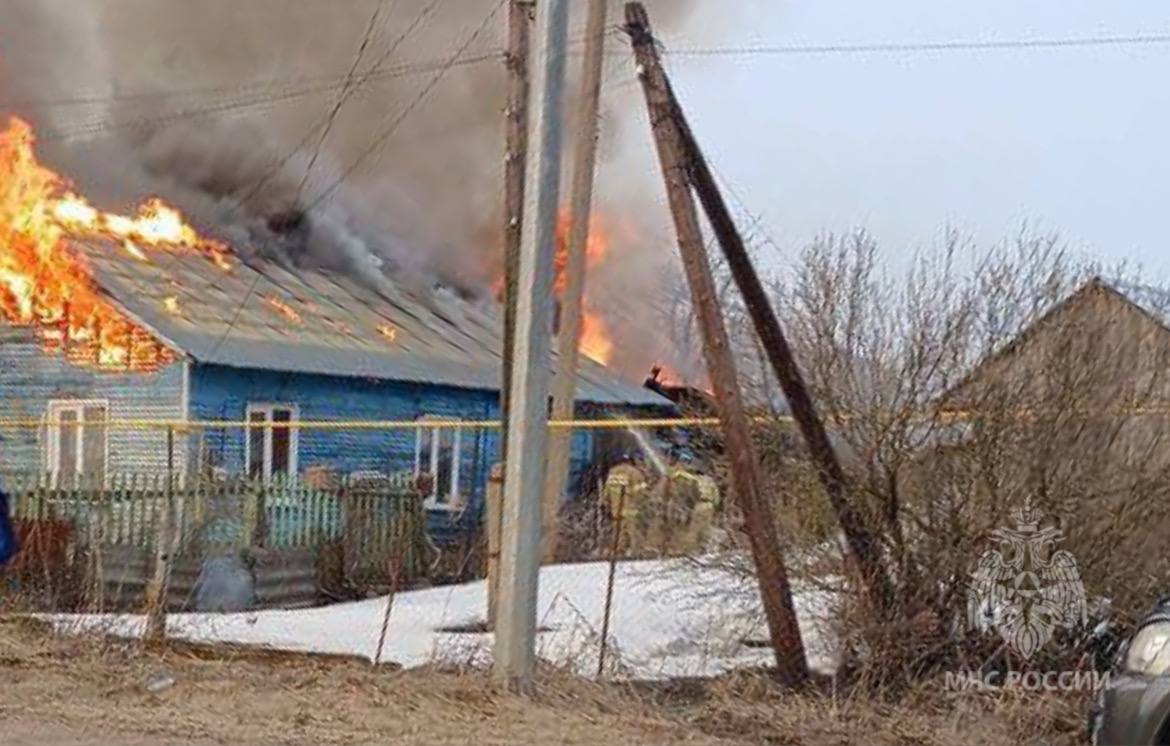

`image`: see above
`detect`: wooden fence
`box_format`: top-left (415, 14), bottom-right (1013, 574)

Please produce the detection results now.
top-left (3, 471), bottom-right (432, 589)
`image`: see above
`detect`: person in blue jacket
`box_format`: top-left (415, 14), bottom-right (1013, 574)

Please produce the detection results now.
top-left (0, 487), bottom-right (17, 568)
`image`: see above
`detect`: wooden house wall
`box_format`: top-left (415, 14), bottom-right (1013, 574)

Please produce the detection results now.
top-left (0, 323), bottom-right (186, 480)
top-left (187, 363), bottom-right (597, 544)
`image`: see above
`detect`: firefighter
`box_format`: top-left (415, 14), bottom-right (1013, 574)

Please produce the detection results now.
top-left (602, 453), bottom-right (649, 555)
top-left (661, 449), bottom-right (719, 554)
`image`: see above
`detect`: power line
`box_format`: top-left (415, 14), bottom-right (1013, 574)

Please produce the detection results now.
top-left (705, 158), bottom-right (789, 266)
top-left (662, 32), bottom-right (1170, 58)
top-left (0, 49), bottom-right (462, 112)
top-left (36, 54), bottom-right (499, 144)
top-left (201, 0), bottom-right (446, 362)
top-left (237, 0), bottom-right (447, 207)
top-left (185, 4), bottom-right (395, 396)
top-left (41, 85), bottom-right (331, 143)
top-left (293, 0), bottom-right (388, 202)
top-left (300, 0), bottom-right (507, 214)
top-left (202, 0), bottom-right (505, 360)
top-left (6, 25), bottom-right (611, 114)
top-left (11, 28), bottom-right (1165, 116)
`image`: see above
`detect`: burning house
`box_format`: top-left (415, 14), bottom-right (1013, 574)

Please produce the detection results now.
top-left (0, 118), bottom-right (672, 541)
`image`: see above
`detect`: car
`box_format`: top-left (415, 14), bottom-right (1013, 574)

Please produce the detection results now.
top-left (1092, 598), bottom-right (1170, 744)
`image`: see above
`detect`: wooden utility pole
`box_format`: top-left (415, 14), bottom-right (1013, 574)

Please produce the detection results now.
top-left (494, 0), bottom-right (571, 689)
top-left (625, 2), bottom-right (808, 685)
top-left (144, 426), bottom-right (177, 644)
top-left (500, 0), bottom-right (532, 462)
top-left (665, 85), bottom-right (894, 614)
top-left (541, 0), bottom-right (609, 563)
top-left (485, 463), bottom-right (504, 626)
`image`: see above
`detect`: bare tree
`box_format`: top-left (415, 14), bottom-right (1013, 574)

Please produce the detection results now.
top-left (686, 225), bottom-right (1170, 685)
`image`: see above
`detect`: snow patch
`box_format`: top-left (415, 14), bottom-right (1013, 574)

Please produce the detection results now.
top-left (47, 558), bottom-right (836, 680)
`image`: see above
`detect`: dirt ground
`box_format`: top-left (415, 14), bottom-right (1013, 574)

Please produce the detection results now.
top-left (0, 618), bottom-right (730, 746)
top-left (0, 618), bottom-right (1088, 745)
top-left (5, 721), bottom-right (224, 746)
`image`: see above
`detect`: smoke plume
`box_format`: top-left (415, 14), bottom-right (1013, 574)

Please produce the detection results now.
top-left (0, 0), bottom-right (709, 379)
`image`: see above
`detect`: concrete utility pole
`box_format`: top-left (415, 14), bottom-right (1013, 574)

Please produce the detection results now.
top-left (494, 0), bottom-right (571, 689)
top-left (541, 0), bottom-right (609, 563)
top-left (500, 0), bottom-right (532, 463)
top-left (626, 2), bottom-right (809, 685)
top-left (667, 84), bottom-right (894, 615)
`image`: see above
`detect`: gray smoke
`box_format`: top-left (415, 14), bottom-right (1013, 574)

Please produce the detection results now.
top-left (0, 0), bottom-right (708, 377)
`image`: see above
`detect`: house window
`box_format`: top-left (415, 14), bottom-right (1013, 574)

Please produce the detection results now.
top-left (46, 400), bottom-right (108, 486)
top-left (414, 417), bottom-right (462, 510)
top-left (245, 404), bottom-right (299, 482)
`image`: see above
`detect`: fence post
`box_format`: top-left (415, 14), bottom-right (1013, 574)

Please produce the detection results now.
top-left (86, 510), bottom-right (104, 612)
top-left (241, 479), bottom-right (259, 550)
top-left (486, 463), bottom-right (504, 628)
top-left (252, 478), bottom-right (269, 549)
top-left (373, 555), bottom-right (402, 667)
top-left (340, 480), bottom-right (355, 587)
top-left (144, 426), bottom-right (176, 644)
top-left (192, 478), bottom-right (206, 552)
top-left (597, 484), bottom-right (626, 678)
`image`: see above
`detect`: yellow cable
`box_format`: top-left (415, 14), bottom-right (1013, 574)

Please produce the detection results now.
top-left (0, 416), bottom-right (730, 431)
top-left (2, 405), bottom-right (1168, 431)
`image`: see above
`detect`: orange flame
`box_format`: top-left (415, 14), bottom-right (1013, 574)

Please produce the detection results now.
top-left (163, 296), bottom-right (181, 315)
top-left (579, 312), bottom-right (612, 365)
top-left (491, 210), bottom-right (616, 365)
top-left (553, 210), bottom-right (608, 296)
top-left (378, 324), bottom-right (398, 343)
top-left (52, 192), bottom-right (232, 268)
top-left (0, 116), bottom-right (230, 370)
top-left (122, 240), bottom-right (147, 261)
top-left (557, 211), bottom-right (613, 366)
top-left (265, 295), bottom-right (302, 324)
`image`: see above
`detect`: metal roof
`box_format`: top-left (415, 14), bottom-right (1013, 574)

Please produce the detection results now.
top-left (74, 237), bottom-right (671, 408)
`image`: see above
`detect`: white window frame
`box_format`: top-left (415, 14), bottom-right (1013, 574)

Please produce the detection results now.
top-left (414, 416), bottom-right (463, 511)
top-left (245, 403), bottom-right (300, 483)
top-left (45, 399), bottom-right (110, 487)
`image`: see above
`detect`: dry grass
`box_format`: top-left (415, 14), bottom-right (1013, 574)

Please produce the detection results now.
top-left (649, 670), bottom-right (1091, 745)
top-left (0, 618), bottom-right (1089, 745)
top-left (0, 617), bottom-right (724, 746)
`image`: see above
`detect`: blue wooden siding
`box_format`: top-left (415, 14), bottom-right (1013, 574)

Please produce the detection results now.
top-left (0, 323), bottom-right (186, 477)
top-left (188, 363), bottom-right (597, 543)
top-left (0, 318), bottom-right (647, 546)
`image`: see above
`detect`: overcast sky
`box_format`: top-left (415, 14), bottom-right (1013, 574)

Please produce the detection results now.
top-left (640, 0), bottom-right (1170, 279)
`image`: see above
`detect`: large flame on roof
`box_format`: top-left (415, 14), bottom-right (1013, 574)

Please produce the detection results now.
top-left (0, 117), bottom-right (232, 370)
top-left (491, 211), bottom-right (615, 365)
top-left (553, 211), bottom-right (613, 365)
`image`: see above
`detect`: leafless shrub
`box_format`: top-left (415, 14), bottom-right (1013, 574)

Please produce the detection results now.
top-left (738, 225), bottom-right (1170, 685)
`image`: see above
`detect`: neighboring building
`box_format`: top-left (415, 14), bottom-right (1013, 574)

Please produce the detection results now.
top-left (928, 276), bottom-right (1170, 496)
top-left (0, 236), bottom-right (672, 541)
top-left (944, 277), bottom-right (1170, 416)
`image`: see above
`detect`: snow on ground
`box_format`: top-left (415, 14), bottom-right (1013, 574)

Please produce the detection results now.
top-left (48, 558), bottom-right (836, 680)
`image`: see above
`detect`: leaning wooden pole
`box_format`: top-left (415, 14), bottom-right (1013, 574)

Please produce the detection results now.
top-left (665, 81), bottom-right (895, 615)
top-left (626, 2), bottom-right (808, 685)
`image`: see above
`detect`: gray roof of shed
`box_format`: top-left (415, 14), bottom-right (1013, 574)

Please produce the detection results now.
top-left (74, 237), bottom-right (670, 407)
